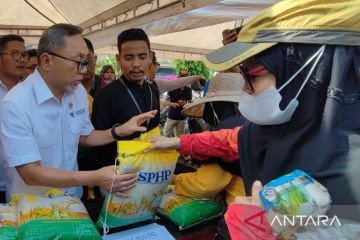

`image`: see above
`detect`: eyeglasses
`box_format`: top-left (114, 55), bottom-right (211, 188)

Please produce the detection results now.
top-left (239, 64), bottom-right (267, 94)
top-left (0, 51), bottom-right (28, 61)
top-left (47, 52), bottom-right (92, 72)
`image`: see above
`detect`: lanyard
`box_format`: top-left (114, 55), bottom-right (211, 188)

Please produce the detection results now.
top-left (119, 77), bottom-right (153, 124)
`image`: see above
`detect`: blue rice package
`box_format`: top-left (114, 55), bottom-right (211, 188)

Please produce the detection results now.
top-left (259, 170), bottom-right (331, 235)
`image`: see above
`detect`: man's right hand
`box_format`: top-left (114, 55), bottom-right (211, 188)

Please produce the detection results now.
top-left (95, 166), bottom-right (137, 197)
top-left (116, 110), bottom-right (158, 137)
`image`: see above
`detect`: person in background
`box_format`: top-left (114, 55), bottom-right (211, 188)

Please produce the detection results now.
top-left (78, 38), bottom-right (101, 200)
top-left (146, 50), bottom-right (160, 83)
top-left (99, 65), bottom-right (115, 88)
top-left (82, 38), bottom-right (99, 114)
top-left (146, 51), bottom-right (205, 126)
top-left (163, 69), bottom-right (192, 137)
top-left (0, 24), bottom-right (156, 201)
top-left (23, 48), bottom-right (37, 79)
top-left (0, 34), bottom-right (28, 203)
top-left (145, 53), bottom-right (167, 113)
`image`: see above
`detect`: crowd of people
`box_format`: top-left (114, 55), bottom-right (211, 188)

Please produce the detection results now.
top-left (0, 0), bottom-right (359, 239)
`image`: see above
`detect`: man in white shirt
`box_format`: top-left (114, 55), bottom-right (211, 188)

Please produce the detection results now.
top-left (0, 24), bottom-right (156, 201)
top-left (0, 34), bottom-right (28, 202)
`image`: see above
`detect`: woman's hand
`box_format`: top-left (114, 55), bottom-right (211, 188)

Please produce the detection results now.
top-left (144, 135), bottom-right (181, 153)
top-left (234, 180), bottom-right (263, 207)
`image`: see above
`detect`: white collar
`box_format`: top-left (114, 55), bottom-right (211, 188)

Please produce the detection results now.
top-left (0, 80), bottom-right (8, 92)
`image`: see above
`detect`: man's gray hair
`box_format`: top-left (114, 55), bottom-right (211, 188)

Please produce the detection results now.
top-left (38, 23), bottom-right (83, 61)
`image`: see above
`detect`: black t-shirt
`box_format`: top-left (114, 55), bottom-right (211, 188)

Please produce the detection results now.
top-left (91, 75), bottom-right (160, 167)
top-left (167, 87), bottom-right (192, 120)
top-left (92, 74), bottom-right (101, 97)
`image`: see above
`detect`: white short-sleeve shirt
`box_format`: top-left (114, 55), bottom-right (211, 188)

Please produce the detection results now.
top-left (0, 81), bottom-right (8, 192)
top-left (0, 70), bottom-right (94, 200)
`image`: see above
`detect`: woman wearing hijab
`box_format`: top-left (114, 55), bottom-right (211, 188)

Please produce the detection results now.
top-left (146, 1), bottom-right (360, 238)
top-left (99, 65), bottom-right (115, 88)
top-left (145, 43), bottom-right (360, 239)
top-left (147, 42), bottom-right (360, 203)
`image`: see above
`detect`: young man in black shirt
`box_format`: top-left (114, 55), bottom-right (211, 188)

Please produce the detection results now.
top-left (92, 28), bottom-right (160, 167)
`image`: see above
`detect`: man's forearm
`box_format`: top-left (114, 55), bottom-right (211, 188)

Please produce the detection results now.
top-left (80, 129), bottom-right (114, 147)
top-left (79, 124), bottom-right (133, 147)
top-left (156, 75), bottom-right (201, 94)
top-left (81, 110), bottom-right (156, 147)
top-left (16, 163), bottom-right (97, 188)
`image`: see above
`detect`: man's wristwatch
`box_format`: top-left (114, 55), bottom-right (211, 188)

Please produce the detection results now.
top-left (111, 123), bottom-right (122, 140)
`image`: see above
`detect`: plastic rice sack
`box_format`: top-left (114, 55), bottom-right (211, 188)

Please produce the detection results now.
top-left (158, 188), bottom-right (223, 230)
top-left (17, 193), bottom-right (101, 240)
top-left (97, 128), bottom-right (179, 228)
top-left (0, 204), bottom-right (17, 240)
top-left (259, 169), bottom-right (331, 236)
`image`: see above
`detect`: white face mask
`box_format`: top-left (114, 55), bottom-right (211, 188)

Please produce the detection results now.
top-left (238, 45), bottom-right (325, 125)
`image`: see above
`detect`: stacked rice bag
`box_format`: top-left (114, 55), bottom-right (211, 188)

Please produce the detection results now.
top-left (0, 204), bottom-right (17, 240)
top-left (16, 193), bottom-right (101, 240)
top-left (158, 188), bottom-right (223, 230)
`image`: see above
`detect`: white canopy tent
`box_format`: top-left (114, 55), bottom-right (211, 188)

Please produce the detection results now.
top-left (0, 0), bottom-right (280, 60)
